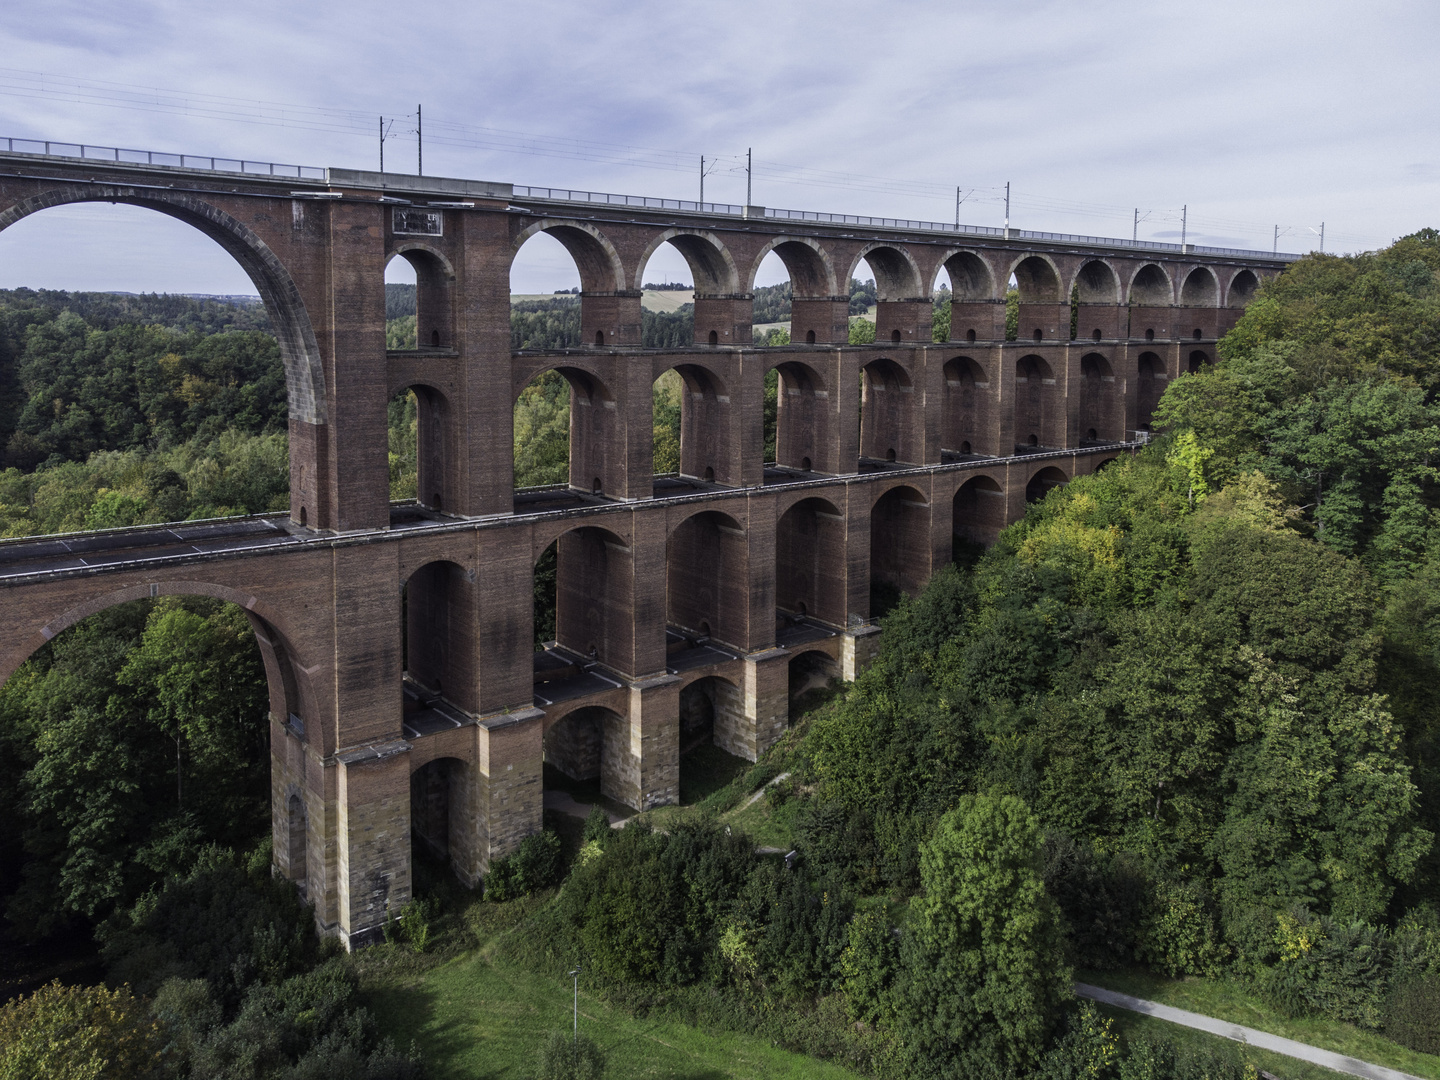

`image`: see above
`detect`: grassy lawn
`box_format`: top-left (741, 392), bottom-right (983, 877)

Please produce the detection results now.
top-left (1081, 968), bottom-right (1440, 1080)
top-left (359, 900), bottom-right (863, 1080)
top-left (727, 784), bottom-right (803, 850)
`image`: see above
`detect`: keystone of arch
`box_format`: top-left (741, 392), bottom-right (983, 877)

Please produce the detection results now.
top-left (747, 235), bottom-right (838, 296)
top-left (632, 228), bottom-right (740, 294)
top-left (0, 185), bottom-right (329, 424)
top-left (512, 218), bottom-right (627, 294)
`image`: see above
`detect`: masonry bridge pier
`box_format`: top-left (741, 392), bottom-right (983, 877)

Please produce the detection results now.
top-left (0, 140), bottom-right (1290, 946)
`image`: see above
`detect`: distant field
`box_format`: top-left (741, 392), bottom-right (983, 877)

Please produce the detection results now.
top-left (511, 290), bottom-right (694, 313)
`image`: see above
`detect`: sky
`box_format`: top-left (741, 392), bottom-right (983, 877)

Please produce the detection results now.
top-left (0, 0), bottom-right (1436, 295)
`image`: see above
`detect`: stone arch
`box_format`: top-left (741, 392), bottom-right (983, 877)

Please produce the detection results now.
top-left (545, 523), bottom-right (634, 670)
top-left (386, 243), bottom-right (456, 350)
top-left (786, 649), bottom-right (838, 719)
top-left (390, 381), bottom-right (456, 512)
top-left (511, 218), bottom-right (626, 293)
top-left (861, 357), bottom-right (915, 463)
top-left (657, 361), bottom-right (732, 484)
top-left (0, 185), bottom-right (327, 425)
top-left (409, 755), bottom-right (476, 872)
top-left (1073, 259), bottom-right (1121, 304)
top-left (1136, 351), bottom-right (1167, 431)
top-left (849, 242), bottom-right (924, 300)
top-left (1188, 349), bottom-right (1212, 373)
top-left (775, 495), bottom-right (847, 627)
top-left (1227, 268), bottom-right (1259, 307)
top-left (942, 356), bottom-right (993, 457)
top-left (666, 508), bottom-right (748, 648)
top-left (1080, 353), bottom-right (1121, 443)
top-left (402, 559), bottom-right (476, 712)
top-left (512, 364), bottom-right (617, 495)
top-left (1015, 354), bottom-right (1062, 449)
top-left (747, 235), bottom-right (838, 296)
top-left (767, 357), bottom-right (830, 472)
top-left (1181, 266), bottom-right (1219, 307)
top-left (869, 483), bottom-right (931, 612)
top-left (1025, 465), bottom-right (1068, 503)
top-left (1010, 254), bottom-right (1063, 302)
top-left (1128, 263), bottom-right (1174, 306)
top-left (679, 674), bottom-right (745, 762)
top-left (953, 473), bottom-right (1007, 547)
top-left (634, 227), bottom-right (740, 295)
top-left (543, 704), bottom-right (627, 803)
top-left (937, 249), bottom-right (998, 301)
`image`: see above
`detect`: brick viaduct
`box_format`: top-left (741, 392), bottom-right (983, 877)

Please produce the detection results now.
top-left (0, 145), bottom-right (1286, 945)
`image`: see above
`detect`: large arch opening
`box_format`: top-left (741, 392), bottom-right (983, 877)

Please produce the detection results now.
top-left (635, 230), bottom-right (739, 347)
top-left (1129, 263), bottom-right (1173, 341)
top-left (1079, 353), bottom-right (1122, 443)
top-left (860, 358), bottom-right (915, 464)
top-left (1188, 349), bottom-right (1213, 373)
top-left (851, 245), bottom-right (924, 344)
top-left (941, 356), bottom-right (992, 458)
top-left (666, 510), bottom-right (747, 649)
top-left (1074, 259), bottom-right (1122, 341)
top-left (1026, 465), bottom-right (1069, 503)
top-left (1181, 266), bottom-right (1218, 307)
top-left (388, 383), bottom-right (454, 512)
top-left (953, 474), bottom-right (1007, 551)
top-left (768, 359), bottom-right (829, 473)
top-left (0, 590), bottom-right (294, 941)
top-left (1136, 351), bottom-right (1167, 432)
top-left (653, 362), bottom-right (732, 489)
top-left (513, 365), bottom-right (618, 505)
top-left (511, 221), bottom-right (623, 347)
top-left (0, 198), bottom-right (307, 534)
top-left (1015, 354), bottom-right (1062, 450)
top-left (775, 497), bottom-right (847, 630)
top-left (749, 237), bottom-right (838, 345)
top-left (409, 755), bottom-right (481, 886)
top-left (676, 675), bottom-right (750, 802)
top-left (1228, 269), bottom-right (1259, 307)
top-left (402, 558), bottom-right (477, 714)
top-left (937, 251), bottom-right (1000, 343)
top-left (385, 247), bottom-right (454, 351)
top-left (869, 484), bottom-right (931, 617)
top-left (787, 649), bottom-right (839, 720)
top-left (1011, 255), bottom-right (1065, 342)
top-left (543, 705), bottom-right (628, 810)
top-left (553, 525), bottom-right (634, 671)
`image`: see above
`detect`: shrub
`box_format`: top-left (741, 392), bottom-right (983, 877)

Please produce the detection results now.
top-left (1135, 879), bottom-right (1229, 978)
top-left (1387, 974), bottom-right (1440, 1054)
top-left (535, 1029), bottom-right (605, 1080)
top-left (0, 980), bottom-right (168, 1080)
top-left (486, 830), bottom-right (563, 902)
top-left (840, 907), bottom-right (900, 1023)
top-left (581, 806), bottom-right (611, 846)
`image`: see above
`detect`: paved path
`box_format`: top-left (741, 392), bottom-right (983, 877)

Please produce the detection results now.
top-left (1075, 983), bottom-right (1426, 1080)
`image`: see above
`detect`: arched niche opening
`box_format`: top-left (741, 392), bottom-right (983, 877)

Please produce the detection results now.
top-left (513, 365), bottom-right (617, 500)
top-left (1025, 465), bottom-right (1068, 504)
top-left (635, 230), bottom-right (738, 347)
top-left (869, 484), bottom-right (930, 617)
top-left (775, 496), bottom-right (847, 632)
top-left (553, 525), bottom-right (634, 672)
top-left (936, 251), bottom-right (1000, 343)
top-left (402, 558), bottom-right (477, 714)
top-left (1079, 353), bottom-right (1122, 443)
top-left (511, 222), bottom-right (624, 348)
top-left (953, 474), bottom-right (1006, 553)
top-left (666, 510), bottom-right (747, 650)
top-left (653, 362), bottom-right (732, 489)
top-left (0, 200), bottom-right (303, 530)
top-left (942, 356), bottom-right (992, 458)
top-left (1011, 255), bottom-right (1065, 342)
top-left (1188, 349), bottom-right (1212, 374)
top-left (0, 592), bottom-right (302, 909)
top-left (1015, 354), bottom-right (1062, 450)
top-left (1136, 351), bottom-right (1167, 432)
top-left (860, 357), bottom-right (915, 465)
top-left (1181, 266), bottom-right (1218, 307)
top-left (543, 705), bottom-right (627, 808)
top-left (787, 649), bottom-right (839, 721)
top-left (768, 359), bottom-right (829, 473)
top-left (409, 755), bottom-right (482, 885)
top-left (1074, 259), bottom-right (1122, 341)
top-left (851, 245), bottom-right (924, 343)
top-left (388, 383), bottom-right (454, 512)
top-left (385, 247), bottom-right (454, 351)
top-left (676, 675), bottom-right (750, 801)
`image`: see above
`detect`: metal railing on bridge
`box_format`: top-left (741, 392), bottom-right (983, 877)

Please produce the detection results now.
top-left (0, 136), bottom-right (326, 180)
top-left (1, 136), bottom-right (1297, 261)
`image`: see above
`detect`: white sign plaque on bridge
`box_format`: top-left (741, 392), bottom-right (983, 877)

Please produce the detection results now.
top-left (392, 208), bottom-right (443, 236)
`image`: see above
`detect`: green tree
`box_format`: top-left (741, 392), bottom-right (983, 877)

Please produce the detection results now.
top-left (0, 981), bottom-right (168, 1080)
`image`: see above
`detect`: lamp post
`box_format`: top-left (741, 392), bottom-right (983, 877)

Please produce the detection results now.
top-left (568, 966), bottom-right (581, 1044)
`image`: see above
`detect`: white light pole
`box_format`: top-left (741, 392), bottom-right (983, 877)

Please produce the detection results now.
top-left (568, 966), bottom-right (581, 1044)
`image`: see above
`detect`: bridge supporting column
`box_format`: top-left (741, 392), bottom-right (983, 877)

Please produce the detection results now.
top-left (616, 674), bottom-right (681, 810)
top-left (478, 710), bottom-right (544, 863)
top-left (949, 300), bottom-right (1006, 343)
top-left (334, 743), bottom-right (412, 948)
top-left (581, 291), bottom-right (643, 346)
top-left (720, 648), bottom-right (789, 761)
top-left (1016, 302), bottom-right (1071, 343)
top-left (791, 297), bottom-right (849, 344)
top-left (693, 294), bottom-right (752, 346)
top-left (875, 299), bottom-right (932, 344)
top-left (840, 625), bottom-right (883, 681)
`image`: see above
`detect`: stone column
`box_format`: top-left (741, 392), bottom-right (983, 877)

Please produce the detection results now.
top-left (335, 742), bottom-right (412, 948)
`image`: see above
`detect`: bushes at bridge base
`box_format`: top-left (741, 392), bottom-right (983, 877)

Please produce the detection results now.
top-left (534, 1030), bottom-right (606, 1080)
top-left (1386, 974), bottom-right (1440, 1054)
top-left (485, 830), bottom-right (564, 902)
top-left (0, 980), bottom-right (168, 1080)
